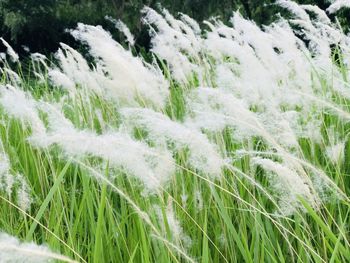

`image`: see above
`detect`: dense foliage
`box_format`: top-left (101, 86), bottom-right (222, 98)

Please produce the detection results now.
top-left (0, 0), bottom-right (349, 54)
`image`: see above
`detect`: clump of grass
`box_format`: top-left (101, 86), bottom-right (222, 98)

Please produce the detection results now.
top-left (0, 1), bottom-right (349, 262)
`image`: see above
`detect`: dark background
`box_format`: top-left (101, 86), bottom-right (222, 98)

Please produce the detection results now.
top-left (0, 0), bottom-right (348, 55)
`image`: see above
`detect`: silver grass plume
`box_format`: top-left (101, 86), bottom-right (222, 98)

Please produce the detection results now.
top-left (0, 232), bottom-right (76, 263)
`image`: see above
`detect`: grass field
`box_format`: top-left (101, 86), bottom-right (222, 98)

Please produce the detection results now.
top-left (0, 2), bottom-right (350, 263)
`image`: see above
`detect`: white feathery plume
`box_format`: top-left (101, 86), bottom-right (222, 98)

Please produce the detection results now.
top-left (0, 38), bottom-right (19, 62)
top-left (165, 200), bottom-right (192, 247)
top-left (105, 16), bottom-right (135, 46)
top-left (278, 2), bottom-right (342, 75)
top-left (194, 190), bottom-right (203, 210)
top-left (0, 85), bottom-right (46, 135)
top-left (277, 0), bottom-right (311, 21)
top-left (252, 157), bottom-right (318, 215)
top-left (179, 13), bottom-right (201, 35)
top-left (121, 107), bottom-right (224, 177)
top-left (327, 0), bottom-right (350, 14)
top-left (2, 68), bottom-right (21, 85)
top-left (0, 140), bottom-right (13, 198)
top-left (48, 69), bottom-right (76, 91)
top-left (0, 232), bottom-right (76, 263)
top-left (326, 142), bottom-right (345, 164)
top-left (15, 174), bottom-right (32, 211)
top-left (154, 200), bottom-right (192, 248)
top-left (54, 43), bottom-right (103, 95)
top-left (30, 52), bottom-right (47, 62)
top-left (325, 126), bottom-right (345, 164)
top-left (186, 87), bottom-right (304, 148)
top-left (301, 5), bottom-right (331, 24)
top-left (29, 103), bottom-right (175, 191)
top-left (185, 87), bottom-right (266, 140)
top-left (69, 23), bottom-right (169, 108)
top-left (142, 7), bottom-right (202, 84)
top-left (0, 139), bottom-right (31, 211)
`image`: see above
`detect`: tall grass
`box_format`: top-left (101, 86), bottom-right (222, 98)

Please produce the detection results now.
top-left (0, 1), bottom-right (349, 262)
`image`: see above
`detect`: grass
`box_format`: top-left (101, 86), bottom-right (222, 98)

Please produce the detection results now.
top-left (0, 6), bottom-right (350, 262)
top-left (0, 71), bottom-right (349, 263)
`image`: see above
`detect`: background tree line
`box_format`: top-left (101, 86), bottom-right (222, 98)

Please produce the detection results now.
top-left (0, 0), bottom-right (348, 54)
